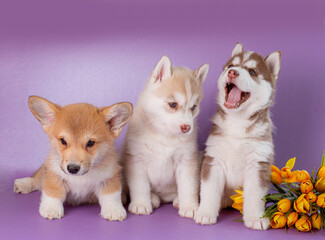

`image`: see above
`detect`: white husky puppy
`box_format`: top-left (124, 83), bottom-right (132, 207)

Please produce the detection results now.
top-left (122, 56), bottom-right (209, 218)
top-left (194, 43), bottom-right (281, 230)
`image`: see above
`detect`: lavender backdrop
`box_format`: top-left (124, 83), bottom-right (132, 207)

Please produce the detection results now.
top-left (0, 0), bottom-right (325, 193)
top-left (0, 0), bottom-right (325, 239)
top-left (1, 0), bottom-right (325, 192)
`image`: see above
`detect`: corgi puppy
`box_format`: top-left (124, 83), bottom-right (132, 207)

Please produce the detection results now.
top-left (122, 56), bottom-right (209, 218)
top-left (194, 43), bottom-right (281, 230)
top-left (14, 96), bottom-right (132, 221)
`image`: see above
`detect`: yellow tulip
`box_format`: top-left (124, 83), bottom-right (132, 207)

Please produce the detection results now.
top-left (284, 170), bottom-right (299, 183)
top-left (297, 170), bottom-right (310, 182)
top-left (300, 180), bottom-right (314, 194)
top-left (294, 194), bottom-right (310, 213)
top-left (318, 165), bottom-right (325, 179)
top-left (317, 193), bottom-right (325, 208)
top-left (295, 216), bottom-right (312, 232)
top-left (270, 212), bottom-right (286, 229)
top-left (271, 165), bottom-right (282, 184)
top-left (230, 190), bottom-right (244, 214)
top-left (277, 199), bottom-right (291, 213)
top-left (315, 177), bottom-right (325, 192)
top-left (311, 214), bottom-right (322, 230)
top-left (281, 167), bottom-right (292, 179)
top-left (305, 192), bottom-right (317, 203)
top-left (287, 212), bottom-right (298, 228)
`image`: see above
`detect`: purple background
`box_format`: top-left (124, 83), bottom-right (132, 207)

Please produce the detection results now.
top-left (0, 0), bottom-right (324, 239)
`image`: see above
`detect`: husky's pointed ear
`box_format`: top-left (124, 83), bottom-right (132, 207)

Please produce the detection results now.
top-left (101, 102), bottom-right (133, 138)
top-left (151, 56), bottom-right (172, 83)
top-left (194, 64), bottom-right (209, 85)
top-left (265, 51), bottom-right (281, 82)
top-left (28, 96), bottom-right (61, 128)
top-left (232, 42), bottom-right (244, 57)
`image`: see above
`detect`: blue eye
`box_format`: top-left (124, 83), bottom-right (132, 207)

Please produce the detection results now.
top-left (249, 69), bottom-right (257, 76)
top-left (168, 102), bottom-right (177, 109)
top-left (191, 105), bottom-right (197, 111)
top-left (228, 64), bottom-right (234, 68)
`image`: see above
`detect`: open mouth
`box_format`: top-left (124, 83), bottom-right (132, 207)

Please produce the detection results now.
top-left (224, 82), bottom-right (251, 109)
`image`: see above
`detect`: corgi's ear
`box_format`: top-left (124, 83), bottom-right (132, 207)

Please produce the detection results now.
top-left (232, 42), bottom-right (244, 57)
top-left (28, 96), bottom-right (61, 128)
top-left (151, 56), bottom-right (172, 83)
top-left (265, 51), bottom-right (281, 82)
top-left (101, 102), bottom-right (133, 138)
top-left (194, 64), bottom-right (209, 85)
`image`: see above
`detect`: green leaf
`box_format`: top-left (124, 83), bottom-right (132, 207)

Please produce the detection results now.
top-left (322, 150), bottom-right (325, 166)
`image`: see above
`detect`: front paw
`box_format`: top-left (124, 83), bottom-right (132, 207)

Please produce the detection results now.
top-left (39, 196), bottom-right (64, 220)
top-left (128, 201), bottom-right (152, 215)
top-left (101, 205), bottom-right (127, 221)
top-left (244, 216), bottom-right (270, 230)
top-left (178, 204), bottom-right (198, 219)
top-left (194, 208), bottom-right (217, 225)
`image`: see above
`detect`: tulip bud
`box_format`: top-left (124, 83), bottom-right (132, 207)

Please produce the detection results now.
top-left (315, 177), bottom-right (325, 193)
top-left (271, 171), bottom-right (282, 185)
top-left (270, 212), bottom-right (287, 229)
top-left (294, 194), bottom-right (310, 213)
top-left (300, 180), bottom-right (314, 194)
top-left (284, 170), bottom-right (299, 183)
top-left (305, 192), bottom-right (317, 203)
top-left (318, 165), bottom-right (325, 179)
top-left (317, 193), bottom-right (325, 208)
top-left (311, 213), bottom-right (322, 229)
top-left (278, 199), bottom-right (291, 213)
top-left (297, 170), bottom-right (310, 182)
top-left (287, 212), bottom-right (298, 228)
top-left (281, 167), bottom-right (292, 179)
top-left (295, 216), bottom-right (312, 232)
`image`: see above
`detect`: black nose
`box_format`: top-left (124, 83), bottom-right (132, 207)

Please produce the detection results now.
top-left (67, 164), bottom-right (80, 174)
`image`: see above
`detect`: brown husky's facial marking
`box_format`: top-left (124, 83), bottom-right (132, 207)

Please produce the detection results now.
top-left (219, 43), bottom-right (281, 111)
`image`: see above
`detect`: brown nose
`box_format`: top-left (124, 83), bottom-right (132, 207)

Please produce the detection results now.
top-left (180, 124), bottom-right (191, 133)
top-left (228, 69), bottom-right (239, 78)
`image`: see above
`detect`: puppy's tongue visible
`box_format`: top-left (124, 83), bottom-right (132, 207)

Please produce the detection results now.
top-left (226, 85), bottom-right (241, 105)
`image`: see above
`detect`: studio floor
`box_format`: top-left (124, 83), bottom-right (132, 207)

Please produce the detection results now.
top-left (0, 189), bottom-right (323, 240)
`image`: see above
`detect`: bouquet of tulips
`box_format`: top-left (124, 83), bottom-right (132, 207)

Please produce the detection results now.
top-left (231, 152), bottom-right (325, 232)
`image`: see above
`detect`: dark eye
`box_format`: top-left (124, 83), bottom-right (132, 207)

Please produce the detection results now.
top-left (168, 102), bottom-right (177, 109)
top-left (191, 105), bottom-right (197, 111)
top-left (228, 64), bottom-right (234, 68)
top-left (86, 140), bottom-right (95, 148)
top-left (249, 69), bottom-right (257, 76)
top-left (60, 138), bottom-right (67, 146)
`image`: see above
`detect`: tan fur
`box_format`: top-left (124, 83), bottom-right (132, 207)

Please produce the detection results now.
top-left (154, 67), bottom-right (203, 103)
top-left (201, 155), bottom-right (214, 181)
top-left (101, 172), bottom-right (122, 195)
top-left (14, 96), bottom-right (132, 220)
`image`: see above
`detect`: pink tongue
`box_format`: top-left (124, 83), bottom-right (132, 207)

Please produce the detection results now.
top-left (227, 85), bottom-right (242, 104)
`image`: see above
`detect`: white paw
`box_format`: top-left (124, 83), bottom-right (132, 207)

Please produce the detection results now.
top-left (194, 208), bottom-right (217, 225)
top-left (101, 205), bottom-right (127, 221)
top-left (244, 217), bottom-right (270, 230)
top-left (14, 177), bottom-right (35, 194)
top-left (128, 201), bottom-right (152, 215)
top-left (39, 195), bottom-right (64, 220)
top-left (151, 193), bottom-right (160, 209)
top-left (172, 197), bottom-right (179, 209)
top-left (178, 204), bottom-right (198, 219)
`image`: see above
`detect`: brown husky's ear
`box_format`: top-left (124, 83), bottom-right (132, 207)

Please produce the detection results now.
top-left (265, 51), bottom-right (281, 82)
top-left (194, 64), bottom-right (209, 85)
top-left (28, 96), bottom-right (61, 129)
top-left (101, 102), bottom-right (133, 138)
top-left (151, 55), bottom-right (172, 83)
top-left (232, 42), bottom-right (244, 57)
